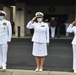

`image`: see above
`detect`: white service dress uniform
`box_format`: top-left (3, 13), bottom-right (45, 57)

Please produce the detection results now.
top-left (0, 19), bottom-right (12, 67)
top-left (67, 24), bottom-right (76, 71)
top-left (26, 21), bottom-right (49, 57)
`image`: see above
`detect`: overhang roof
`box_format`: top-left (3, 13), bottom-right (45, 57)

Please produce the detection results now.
top-left (0, 0), bottom-right (75, 6)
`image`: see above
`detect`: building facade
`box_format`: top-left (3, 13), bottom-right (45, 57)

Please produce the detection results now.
top-left (0, 1), bottom-right (76, 37)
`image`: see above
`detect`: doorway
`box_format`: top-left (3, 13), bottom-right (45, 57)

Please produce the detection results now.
top-left (44, 14), bottom-right (68, 35)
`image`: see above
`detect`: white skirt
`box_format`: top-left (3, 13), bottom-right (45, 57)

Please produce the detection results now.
top-left (32, 42), bottom-right (47, 56)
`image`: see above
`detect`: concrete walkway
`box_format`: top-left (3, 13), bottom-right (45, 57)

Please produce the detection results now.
top-left (0, 69), bottom-right (75, 75)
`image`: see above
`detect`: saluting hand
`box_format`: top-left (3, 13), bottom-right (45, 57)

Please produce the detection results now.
top-left (71, 21), bottom-right (76, 25)
top-left (32, 17), bottom-right (37, 22)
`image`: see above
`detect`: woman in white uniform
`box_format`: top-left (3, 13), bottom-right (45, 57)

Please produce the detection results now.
top-left (26, 12), bottom-right (49, 71)
top-left (67, 21), bottom-right (76, 73)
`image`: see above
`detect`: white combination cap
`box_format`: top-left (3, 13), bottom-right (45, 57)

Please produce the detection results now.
top-left (0, 10), bottom-right (7, 16)
top-left (35, 12), bottom-right (44, 17)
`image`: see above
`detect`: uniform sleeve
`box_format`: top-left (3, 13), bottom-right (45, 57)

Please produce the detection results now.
top-left (7, 21), bottom-right (12, 42)
top-left (46, 24), bottom-right (50, 43)
top-left (67, 24), bottom-right (73, 33)
top-left (26, 21), bottom-right (34, 29)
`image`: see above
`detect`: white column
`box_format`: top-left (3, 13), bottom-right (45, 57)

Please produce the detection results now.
top-left (15, 3), bottom-right (26, 37)
top-left (11, 6), bottom-right (16, 22)
top-left (3, 6), bottom-right (11, 20)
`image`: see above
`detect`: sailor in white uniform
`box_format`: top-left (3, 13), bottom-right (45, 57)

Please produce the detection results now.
top-left (67, 21), bottom-right (76, 73)
top-left (0, 10), bottom-right (12, 71)
top-left (26, 12), bottom-right (49, 71)
top-left (64, 20), bottom-right (69, 36)
top-left (50, 17), bottom-right (57, 38)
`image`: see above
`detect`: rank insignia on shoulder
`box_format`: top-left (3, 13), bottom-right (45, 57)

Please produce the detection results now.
top-left (3, 22), bottom-right (7, 25)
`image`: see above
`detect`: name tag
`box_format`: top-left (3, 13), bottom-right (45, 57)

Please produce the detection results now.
top-left (41, 25), bottom-right (45, 27)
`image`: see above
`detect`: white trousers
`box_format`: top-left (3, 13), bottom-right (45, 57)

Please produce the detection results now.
top-left (0, 44), bottom-right (8, 67)
top-left (66, 32), bottom-right (69, 36)
top-left (72, 45), bottom-right (76, 70)
top-left (65, 28), bottom-right (69, 36)
top-left (51, 27), bottom-right (56, 38)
